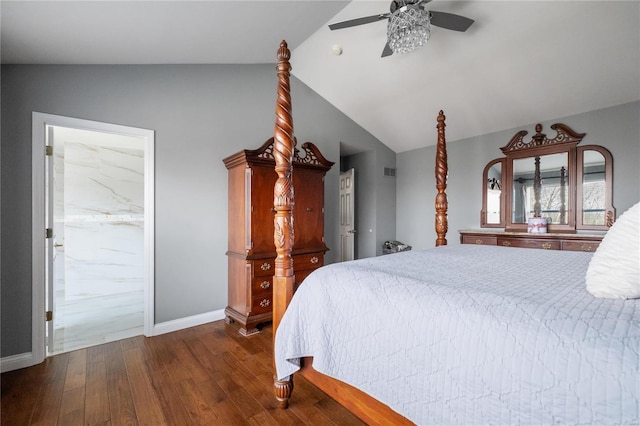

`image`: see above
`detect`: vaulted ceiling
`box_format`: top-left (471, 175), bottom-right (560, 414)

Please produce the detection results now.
top-left (2, 1), bottom-right (638, 152)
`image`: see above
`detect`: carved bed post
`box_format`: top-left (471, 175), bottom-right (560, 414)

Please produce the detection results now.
top-left (272, 40), bottom-right (295, 409)
top-left (435, 110), bottom-right (448, 246)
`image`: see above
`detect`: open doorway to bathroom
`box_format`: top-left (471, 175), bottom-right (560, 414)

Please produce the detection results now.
top-left (32, 113), bottom-right (155, 358)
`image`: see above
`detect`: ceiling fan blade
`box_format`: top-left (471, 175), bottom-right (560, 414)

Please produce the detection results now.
top-left (381, 42), bottom-right (393, 58)
top-left (429, 11), bottom-right (474, 32)
top-left (329, 13), bottom-right (390, 30)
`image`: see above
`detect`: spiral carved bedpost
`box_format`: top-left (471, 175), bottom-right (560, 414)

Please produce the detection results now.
top-left (435, 110), bottom-right (448, 246)
top-left (272, 40), bottom-right (295, 409)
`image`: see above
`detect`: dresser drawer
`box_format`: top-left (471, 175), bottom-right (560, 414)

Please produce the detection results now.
top-left (250, 294), bottom-right (272, 315)
top-left (252, 258), bottom-right (275, 277)
top-left (498, 237), bottom-right (560, 250)
top-left (561, 240), bottom-right (600, 252)
top-left (461, 235), bottom-right (497, 245)
top-left (252, 276), bottom-right (272, 295)
top-left (294, 253), bottom-right (323, 271)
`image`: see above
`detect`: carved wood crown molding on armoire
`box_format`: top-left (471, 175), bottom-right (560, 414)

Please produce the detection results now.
top-left (222, 138), bottom-right (333, 336)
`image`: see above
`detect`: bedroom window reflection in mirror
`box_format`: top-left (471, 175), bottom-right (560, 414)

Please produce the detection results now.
top-left (581, 150), bottom-right (606, 226)
top-left (511, 153), bottom-right (568, 225)
top-left (577, 145), bottom-right (614, 230)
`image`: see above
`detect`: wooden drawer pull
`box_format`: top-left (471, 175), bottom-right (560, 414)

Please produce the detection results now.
top-left (261, 262), bottom-right (271, 271)
top-left (475, 239), bottom-right (484, 245)
top-left (259, 299), bottom-right (270, 308)
top-left (260, 280), bottom-right (270, 289)
top-left (310, 256), bottom-right (319, 264)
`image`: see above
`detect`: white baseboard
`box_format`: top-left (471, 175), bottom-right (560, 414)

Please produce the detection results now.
top-left (0, 310), bottom-right (226, 373)
top-left (0, 352), bottom-right (37, 373)
top-left (151, 309), bottom-right (225, 336)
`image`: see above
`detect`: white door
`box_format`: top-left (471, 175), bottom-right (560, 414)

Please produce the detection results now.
top-left (339, 169), bottom-right (356, 261)
top-left (45, 126), bottom-right (56, 351)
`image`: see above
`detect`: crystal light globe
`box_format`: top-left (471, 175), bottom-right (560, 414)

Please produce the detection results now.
top-left (387, 7), bottom-right (431, 54)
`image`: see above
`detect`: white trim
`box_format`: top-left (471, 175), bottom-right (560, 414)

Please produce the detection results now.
top-left (151, 310), bottom-right (225, 336)
top-left (143, 125), bottom-right (155, 337)
top-left (0, 352), bottom-right (37, 373)
top-left (31, 112), bottom-right (155, 366)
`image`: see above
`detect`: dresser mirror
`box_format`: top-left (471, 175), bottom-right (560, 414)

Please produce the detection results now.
top-left (481, 123), bottom-right (614, 233)
top-left (511, 152), bottom-right (569, 225)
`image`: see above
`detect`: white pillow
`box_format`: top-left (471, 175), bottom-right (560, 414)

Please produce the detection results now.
top-left (586, 202), bottom-right (640, 299)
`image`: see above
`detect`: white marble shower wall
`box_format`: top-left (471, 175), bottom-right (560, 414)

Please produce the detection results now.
top-left (52, 127), bottom-right (145, 352)
top-left (59, 140), bottom-right (144, 299)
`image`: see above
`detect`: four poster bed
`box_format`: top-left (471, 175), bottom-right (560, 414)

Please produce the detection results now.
top-left (268, 41), bottom-right (639, 425)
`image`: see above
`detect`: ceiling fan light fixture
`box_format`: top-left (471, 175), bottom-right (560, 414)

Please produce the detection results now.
top-left (387, 6), bottom-right (431, 54)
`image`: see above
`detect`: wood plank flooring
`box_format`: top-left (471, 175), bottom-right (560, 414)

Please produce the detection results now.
top-left (1, 321), bottom-right (365, 426)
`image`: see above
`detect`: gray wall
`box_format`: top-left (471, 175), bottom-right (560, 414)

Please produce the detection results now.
top-left (342, 151), bottom-right (376, 259)
top-left (341, 147), bottom-right (397, 258)
top-left (0, 64), bottom-right (393, 357)
top-left (375, 148), bottom-right (397, 256)
top-left (397, 101), bottom-right (640, 249)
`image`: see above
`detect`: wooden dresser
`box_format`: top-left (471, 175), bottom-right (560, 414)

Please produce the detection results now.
top-left (459, 230), bottom-right (604, 252)
top-left (223, 138), bottom-right (333, 336)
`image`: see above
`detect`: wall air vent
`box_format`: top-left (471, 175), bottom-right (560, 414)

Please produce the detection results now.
top-left (383, 167), bottom-right (396, 177)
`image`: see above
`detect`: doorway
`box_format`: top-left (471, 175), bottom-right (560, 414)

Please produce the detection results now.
top-left (32, 113), bottom-right (155, 360)
top-left (339, 168), bottom-right (355, 261)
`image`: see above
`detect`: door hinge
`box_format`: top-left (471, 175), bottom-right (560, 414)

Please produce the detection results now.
top-left (46, 228), bottom-right (53, 239)
top-left (45, 145), bottom-right (53, 156)
top-left (46, 311), bottom-right (53, 321)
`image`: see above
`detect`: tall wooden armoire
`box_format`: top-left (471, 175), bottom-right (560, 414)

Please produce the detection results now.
top-left (223, 138), bottom-right (334, 336)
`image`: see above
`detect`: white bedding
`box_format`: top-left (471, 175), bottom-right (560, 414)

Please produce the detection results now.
top-left (274, 244), bottom-right (640, 425)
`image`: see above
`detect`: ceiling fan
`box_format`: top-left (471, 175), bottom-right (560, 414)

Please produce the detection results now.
top-left (328, 0), bottom-right (474, 57)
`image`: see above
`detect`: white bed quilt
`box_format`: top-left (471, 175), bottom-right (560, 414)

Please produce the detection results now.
top-left (275, 244), bottom-right (640, 425)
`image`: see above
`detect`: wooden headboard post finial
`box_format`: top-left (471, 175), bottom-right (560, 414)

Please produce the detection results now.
top-left (435, 110), bottom-right (448, 246)
top-left (272, 40), bottom-right (295, 409)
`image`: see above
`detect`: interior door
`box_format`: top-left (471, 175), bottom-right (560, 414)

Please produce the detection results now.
top-left (339, 169), bottom-right (355, 261)
top-left (45, 126), bottom-right (65, 354)
top-left (45, 126), bottom-right (55, 352)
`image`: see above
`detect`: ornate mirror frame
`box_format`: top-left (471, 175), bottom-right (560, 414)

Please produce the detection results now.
top-left (481, 123), bottom-right (614, 233)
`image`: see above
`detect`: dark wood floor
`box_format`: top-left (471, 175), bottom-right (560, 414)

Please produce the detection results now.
top-left (1, 320), bottom-right (365, 425)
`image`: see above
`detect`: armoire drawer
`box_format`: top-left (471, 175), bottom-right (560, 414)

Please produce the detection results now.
top-left (294, 253), bottom-right (323, 271)
top-left (252, 276), bottom-right (272, 294)
top-left (250, 294), bottom-right (272, 315)
top-left (252, 259), bottom-right (275, 277)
